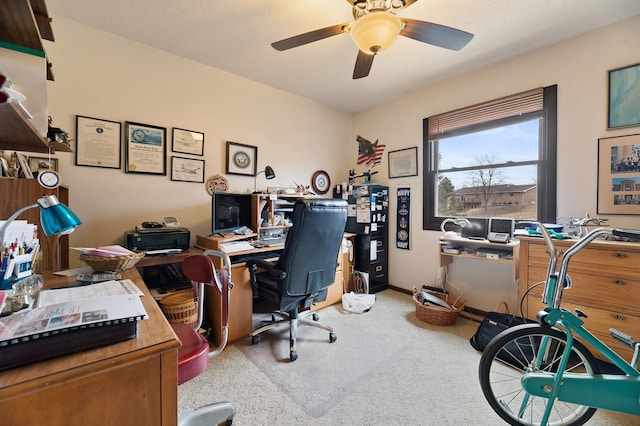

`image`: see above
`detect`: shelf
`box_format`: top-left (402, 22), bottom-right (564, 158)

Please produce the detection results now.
top-left (0, 0), bottom-right (53, 153)
top-left (439, 235), bottom-right (520, 281)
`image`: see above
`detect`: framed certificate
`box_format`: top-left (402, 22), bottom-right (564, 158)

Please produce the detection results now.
top-left (172, 127), bottom-right (204, 156)
top-left (75, 115), bottom-right (122, 169)
top-left (125, 121), bottom-right (167, 175)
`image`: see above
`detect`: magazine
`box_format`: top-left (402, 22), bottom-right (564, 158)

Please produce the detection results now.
top-left (36, 279), bottom-right (144, 308)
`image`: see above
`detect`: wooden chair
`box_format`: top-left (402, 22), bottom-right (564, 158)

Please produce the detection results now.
top-left (174, 251), bottom-right (236, 425)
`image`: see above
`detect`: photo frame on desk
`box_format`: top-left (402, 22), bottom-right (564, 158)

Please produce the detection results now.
top-left (597, 133), bottom-right (640, 214)
top-left (75, 115), bottom-right (122, 169)
top-left (29, 156), bottom-right (58, 173)
top-left (226, 141), bottom-right (257, 176)
top-left (388, 147), bottom-right (418, 178)
top-left (125, 121), bottom-right (167, 175)
top-left (172, 127), bottom-right (204, 156)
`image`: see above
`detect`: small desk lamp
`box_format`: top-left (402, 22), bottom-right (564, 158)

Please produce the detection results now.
top-left (0, 195), bottom-right (82, 245)
top-left (440, 217), bottom-right (471, 236)
top-left (253, 165), bottom-right (275, 194)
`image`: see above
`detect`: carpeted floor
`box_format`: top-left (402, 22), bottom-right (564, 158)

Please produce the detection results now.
top-left (178, 289), bottom-right (639, 425)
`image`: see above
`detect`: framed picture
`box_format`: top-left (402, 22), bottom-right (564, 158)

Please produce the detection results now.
top-left (597, 133), bottom-right (640, 214)
top-left (172, 127), bottom-right (204, 156)
top-left (125, 121), bottom-right (167, 175)
top-left (388, 147), bottom-right (418, 178)
top-left (75, 115), bottom-right (122, 169)
top-left (171, 156), bottom-right (205, 183)
top-left (29, 156), bottom-right (58, 173)
top-left (607, 62), bottom-right (640, 130)
top-left (225, 141), bottom-right (257, 176)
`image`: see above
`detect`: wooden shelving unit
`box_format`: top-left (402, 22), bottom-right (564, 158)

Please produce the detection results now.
top-left (439, 235), bottom-right (520, 281)
top-left (0, 0), bottom-right (54, 153)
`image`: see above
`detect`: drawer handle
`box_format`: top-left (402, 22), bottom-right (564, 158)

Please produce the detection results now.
top-left (612, 252), bottom-right (628, 259)
top-left (611, 279), bottom-right (626, 286)
top-left (611, 313), bottom-right (626, 321)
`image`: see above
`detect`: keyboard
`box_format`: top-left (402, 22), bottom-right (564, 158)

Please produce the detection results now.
top-left (231, 249), bottom-right (283, 264)
top-left (261, 237), bottom-right (286, 247)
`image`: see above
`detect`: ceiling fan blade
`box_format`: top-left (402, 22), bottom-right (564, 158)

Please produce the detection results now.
top-left (353, 49), bottom-right (375, 79)
top-left (403, 0), bottom-right (420, 8)
top-left (271, 23), bottom-right (350, 51)
top-left (400, 18), bottom-right (473, 51)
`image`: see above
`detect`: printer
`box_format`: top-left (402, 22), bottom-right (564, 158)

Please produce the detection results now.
top-left (125, 226), bottom-right (190, 252)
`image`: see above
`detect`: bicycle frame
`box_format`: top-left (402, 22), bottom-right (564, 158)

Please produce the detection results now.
top-left (519, 225), bottom-right (640, 422)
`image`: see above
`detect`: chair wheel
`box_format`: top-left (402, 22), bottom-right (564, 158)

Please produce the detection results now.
top-left (312, 313), bottom-right (319, 321)
top-left (290, 350), bottom-right (298, 361)
top-left (329, 332), bottom-right (337, 343)
top-left (252, 335), bottom-right (260, 345)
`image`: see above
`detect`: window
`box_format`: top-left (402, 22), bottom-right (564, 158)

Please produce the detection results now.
top-left (423, 86), bottom-right (557, 230)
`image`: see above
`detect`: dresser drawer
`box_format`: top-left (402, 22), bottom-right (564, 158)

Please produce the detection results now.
top-left (527, 241), bottom-right (640, 275)
top-left (524, 266), bottom-right (640, 316)
top-left (523, 295), bottom-right (639, 363)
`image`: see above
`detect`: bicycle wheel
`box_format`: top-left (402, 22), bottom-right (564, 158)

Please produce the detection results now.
top-left (479, 324), bottom-right (600, 426)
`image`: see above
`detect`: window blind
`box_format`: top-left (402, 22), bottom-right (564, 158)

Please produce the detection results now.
top-left (427, 88), bottom-right (543, 139)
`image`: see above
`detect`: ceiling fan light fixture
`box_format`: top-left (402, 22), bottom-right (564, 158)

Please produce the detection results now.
top-left (350, 11), bottom-right (402, 54)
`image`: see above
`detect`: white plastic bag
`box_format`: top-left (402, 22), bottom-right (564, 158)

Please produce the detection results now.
top-left (341, 291), bottom-right (376, 314)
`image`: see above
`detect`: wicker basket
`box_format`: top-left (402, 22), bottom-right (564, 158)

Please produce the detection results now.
top-left (79, 251), bottom-right (145, 271)
top-left (158, 290), bottom-right (198, 328)
top-left (413, 287), bottom-right (466, 326)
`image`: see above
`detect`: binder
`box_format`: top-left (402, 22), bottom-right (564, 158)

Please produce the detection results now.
top-left (0, 293), bottom-right (147, 371)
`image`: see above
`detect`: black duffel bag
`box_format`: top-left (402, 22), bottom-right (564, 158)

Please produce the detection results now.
top-left (470, 301), bottom-right (534, 352)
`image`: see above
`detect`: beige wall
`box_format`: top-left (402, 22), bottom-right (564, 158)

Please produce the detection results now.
top-left (44, 15), bottom-right (640, 311)
top-left (46, 17), bottom-right (353, 265)
top-left (352, 15), bottom-right (640, 310)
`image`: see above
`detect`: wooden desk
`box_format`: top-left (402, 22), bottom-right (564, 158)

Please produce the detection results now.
top-left (196, 234), bottom-right (353, 346)
top-left (0, 269), bottom-right (180, 426)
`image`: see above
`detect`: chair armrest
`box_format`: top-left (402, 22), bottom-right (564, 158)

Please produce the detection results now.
top-left (246, 259), bottom-right (286, 281)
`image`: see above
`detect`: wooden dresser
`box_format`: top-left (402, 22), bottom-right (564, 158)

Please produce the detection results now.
top-left (519, 236), bottom-right (640, 362)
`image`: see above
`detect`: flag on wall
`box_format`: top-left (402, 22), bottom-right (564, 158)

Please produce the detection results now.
top-left (396, 186), bottom-right (411, 250)
top-left (356, 135), bottom-right (386, 166)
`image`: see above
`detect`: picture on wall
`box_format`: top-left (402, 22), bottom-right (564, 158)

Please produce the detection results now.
top-left (125, 121), bottom-right (167, 175)
top-left (75, 115), bottom-right (122, 169)
top-left (607, 62), bottom-right (640, 130)
top-left (388, 147), bottom-right (418, 178)
top-left (172, 128), bottom-right (204, 156)
top-left (171, 156), bottom-right (205, 183)
top-left (597, 133), bottom-right (640, 214)
top-left (225, 141), bottom-right (257, 176)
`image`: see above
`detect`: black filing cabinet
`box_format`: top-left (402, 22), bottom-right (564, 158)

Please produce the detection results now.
top-left (334, 184), bottom-right (389, 293)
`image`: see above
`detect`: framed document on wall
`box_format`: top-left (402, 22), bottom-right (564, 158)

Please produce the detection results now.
top-left (75, 115), bottom-right (121, 169)
top-left (125, 121), bottom-right (167, 175)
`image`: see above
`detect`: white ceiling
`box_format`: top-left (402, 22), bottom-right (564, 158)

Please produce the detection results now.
top-left (47, 0), bottom-right (640, 114)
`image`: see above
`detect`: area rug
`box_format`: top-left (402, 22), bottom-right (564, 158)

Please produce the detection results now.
top-left (237, 312), bottom-right (405, 418)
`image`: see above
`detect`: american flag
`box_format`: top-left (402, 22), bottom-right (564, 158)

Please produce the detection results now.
top-left (357, 137), bottom-right (386, 166)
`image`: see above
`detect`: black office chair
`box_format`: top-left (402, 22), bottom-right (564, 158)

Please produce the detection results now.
top-left (246, 198), bottom-right (348, 361)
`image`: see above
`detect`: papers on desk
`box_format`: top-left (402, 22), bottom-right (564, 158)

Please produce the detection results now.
top-left (36, 279), bottom-right (144, 308)
top-left (219, 240), bottom-right (255, 253)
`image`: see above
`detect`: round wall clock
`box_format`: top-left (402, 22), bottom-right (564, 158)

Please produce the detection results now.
top-left (311, 170), bottom-right (331, 195)
top-left (205, 174), bottom-right (229, 195)
top-left (37, 170), bottom-right (62, 189)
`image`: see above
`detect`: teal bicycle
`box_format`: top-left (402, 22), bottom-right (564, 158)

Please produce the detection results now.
top-left (478, 223), bottom-right (640, 425)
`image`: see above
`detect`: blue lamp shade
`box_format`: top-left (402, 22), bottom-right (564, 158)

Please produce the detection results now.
top-left (38, 196), bottom-right (82, 236)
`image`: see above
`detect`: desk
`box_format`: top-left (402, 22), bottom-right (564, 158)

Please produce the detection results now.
top-left (195, 233), bottom-right (353, 346)
top-left (0, 269), bottom-right (180, 426)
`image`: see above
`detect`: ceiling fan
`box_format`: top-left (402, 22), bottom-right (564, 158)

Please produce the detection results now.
top-left (271, 0), bottom-right (474, 79)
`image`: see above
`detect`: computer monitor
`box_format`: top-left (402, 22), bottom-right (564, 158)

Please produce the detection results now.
top-left (461, 217), bottom-right (489, 240)
top-left (211, 192), bottom-right (253, 234)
